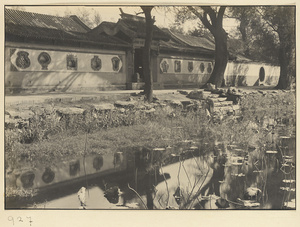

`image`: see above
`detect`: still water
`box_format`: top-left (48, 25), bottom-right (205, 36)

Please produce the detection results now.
top-left (6, 136), bottom-right (295, 210)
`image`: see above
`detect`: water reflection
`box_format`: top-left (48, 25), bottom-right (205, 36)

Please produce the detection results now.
top-left (6, 136), bottom-right (295, 210)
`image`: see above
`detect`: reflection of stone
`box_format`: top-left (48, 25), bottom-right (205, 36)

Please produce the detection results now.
top-left (104, 186), bottom-right (120, 204)
top-left (16, 51), bottom-right (30, 69)
top-left (38, 52), bottom-right (51, 70)
top-left (78, 187), bottom-right (86, 207)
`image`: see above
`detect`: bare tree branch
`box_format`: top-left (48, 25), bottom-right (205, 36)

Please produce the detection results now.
top-left (201, 6), bottom-right (217, 25)
top-left (255, 8), bottom-right (278, 32)
top-left (187, 6), bottom-right (214, 34)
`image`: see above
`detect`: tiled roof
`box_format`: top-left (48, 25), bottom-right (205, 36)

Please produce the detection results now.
top-left (90, 16), bottom-right (171, 41)
top-left (164, 29), bottom-right (215, 51)
top-left (5, 8), bottom-right (90, 33)
top-left (5, 8), bottom-right (130, 48)
top-left (119, 18), bottom-right (170, 41)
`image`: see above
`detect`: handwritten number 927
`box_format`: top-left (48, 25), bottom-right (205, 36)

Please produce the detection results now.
top-left (8, 216), bottom-right (33, 226)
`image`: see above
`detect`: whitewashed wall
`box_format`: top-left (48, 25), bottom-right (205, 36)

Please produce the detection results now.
top-left (224, 62), bottom-right (280, 86)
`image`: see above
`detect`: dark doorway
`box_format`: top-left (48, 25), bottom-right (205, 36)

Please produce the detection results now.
top-left (259, 67), bottom-right (265, 82)
top-left (134, 48), bottom-right (144, 82)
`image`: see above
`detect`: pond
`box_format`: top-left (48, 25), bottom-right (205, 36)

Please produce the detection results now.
top-left (6, 135), bottom-right (295, 210)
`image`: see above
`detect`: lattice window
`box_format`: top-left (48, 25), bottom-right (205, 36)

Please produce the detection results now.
top-left (91, 55), bottom-right (102, 71)
top-left (174, 60), bottom-right (181, 72)
top-left (200, 63), bottom-right (205, 73)
top-left (112, 57), bottom-right (120, 72)
top-left (16, 51), bottom-right (31, 69)
top-left (67, 54), bottom-right (77, 70)
top-left (207, 63), bottom-right (213, 73)
top-left (188, 61), bottom-right (194, 72)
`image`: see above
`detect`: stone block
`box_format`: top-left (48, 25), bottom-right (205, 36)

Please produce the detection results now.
top-left (93, 103), bottom-right (115, 111)
top-left (56, 107), bottom-right (85, 115)
top-left (187, 90), bottom-right (204, 100)
top-left (114, 100), bottom-right (137, 108)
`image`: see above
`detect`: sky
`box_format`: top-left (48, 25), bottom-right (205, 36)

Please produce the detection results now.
top-left (6, 5), bottom-right (239, 35)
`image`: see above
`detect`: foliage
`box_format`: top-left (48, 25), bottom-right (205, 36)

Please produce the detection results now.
top-left (5, 92), bottom-right (295, 169)
top-left (229, 6), bottom-right (296, 89)
top-left (63, 8), bottom-right (102, 29)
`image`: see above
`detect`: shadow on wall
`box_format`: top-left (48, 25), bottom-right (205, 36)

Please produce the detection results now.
top-left (225, 63), bottom-right (280, 87)
top-left (5, 72), bottom-right (118, 94)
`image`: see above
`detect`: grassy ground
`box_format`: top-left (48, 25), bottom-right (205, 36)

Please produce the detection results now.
top-left (5, 91), bottom-right (296, 169)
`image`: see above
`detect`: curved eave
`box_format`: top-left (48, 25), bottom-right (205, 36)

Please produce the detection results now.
top-left (5, 33), bottom-right (131, 50)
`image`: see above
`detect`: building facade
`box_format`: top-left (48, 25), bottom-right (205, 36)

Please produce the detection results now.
top-left (4, 8), bottom-right (280, 94)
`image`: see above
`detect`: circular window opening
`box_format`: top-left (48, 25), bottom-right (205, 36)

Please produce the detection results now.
top-left (259, 67), bottom-right (265, 82)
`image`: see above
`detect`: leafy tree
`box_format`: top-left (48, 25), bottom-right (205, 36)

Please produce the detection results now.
top-left (187, 6), bottom-right (228, 88)
top-left (230, 6), bottom-right (295, 89)
top-left (64, 8), bottom-right (102, 29)
top-left (259, 6), bottom-right (295, 89)
top-left (229, 7), bottom-right (255, 58)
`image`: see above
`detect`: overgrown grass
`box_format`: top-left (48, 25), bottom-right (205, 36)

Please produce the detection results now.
top-left (5, 91), bottom-right (296, 169)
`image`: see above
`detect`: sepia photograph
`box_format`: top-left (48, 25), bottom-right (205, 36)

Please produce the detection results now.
top-left (2, 2), bottom-right (296, 215)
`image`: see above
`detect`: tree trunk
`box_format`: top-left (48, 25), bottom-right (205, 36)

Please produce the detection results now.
top-left (276, 46), bottom-right (290, 89)
top-left (276, 32), bottom-right (295, 89)
top-left (207, 29), bottom-right (228, 88)
top-left (142, 6), bottom-right (154, 102)
top-left (187, 6), bottom-right (228, 88)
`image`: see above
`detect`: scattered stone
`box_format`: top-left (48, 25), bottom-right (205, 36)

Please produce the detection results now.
top-left (56, 107), bottom-right (85, 115)
top-left (187, 90), bottom-right (204, 100)
top-left (142, 108), bottom-right (156, 114)
top-left (181, 100), bottom-right (193, 107)
top-left (93, 103), bottom-right (115, 111)
top-left (206, 83), bottom-right (216, 91)
top-left (213, 101), bottom-right (233, 107)
top-left (7, 109), bottom-right (34, 120)
top-left (114, 100), bottom-right (137, 108)
top-left (177, 90), bottom-right (189, 95)
top-left (227, 87), bottom-right (237, 94)
top-left (226, 94), bottom-right (242, 105)
top-left (169, 100), bottom-right (183, 108)
top-left (258, 90), bottom-right (267, 95)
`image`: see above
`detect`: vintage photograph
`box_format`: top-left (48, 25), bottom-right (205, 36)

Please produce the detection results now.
top-left (4, 4), bottom-right (296, 210)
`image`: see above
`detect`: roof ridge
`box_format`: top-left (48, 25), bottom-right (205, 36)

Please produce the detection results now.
top-left (5, 8), bottom-right (71, 20)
